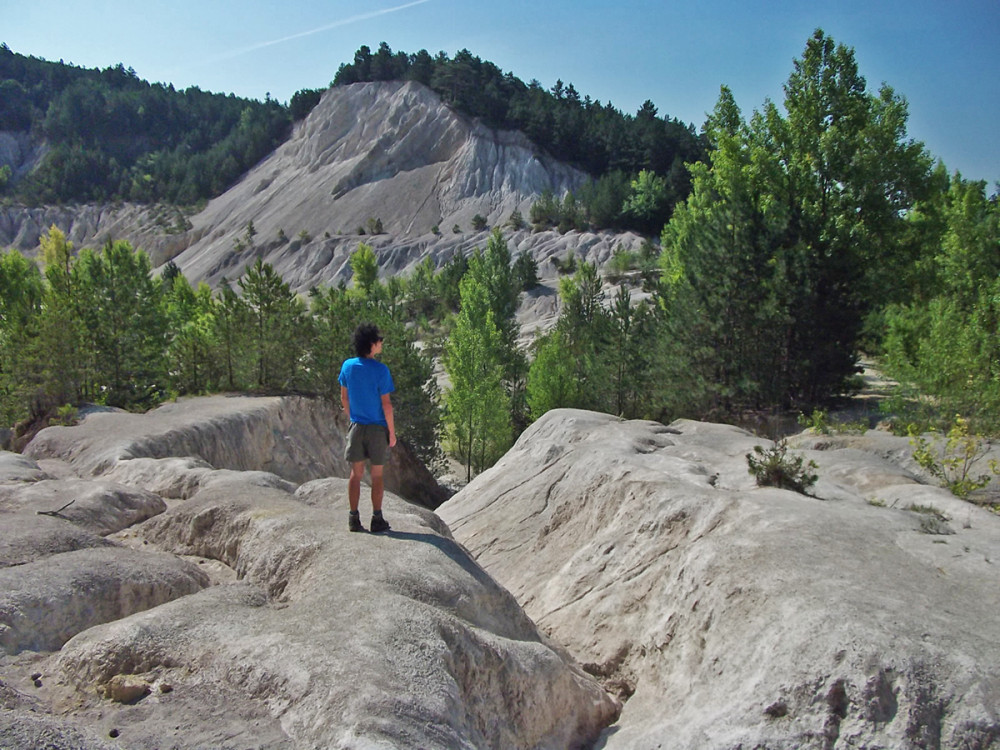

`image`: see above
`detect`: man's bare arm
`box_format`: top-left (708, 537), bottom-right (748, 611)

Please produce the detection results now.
top-left (381, 394), bottom-right (396, 447)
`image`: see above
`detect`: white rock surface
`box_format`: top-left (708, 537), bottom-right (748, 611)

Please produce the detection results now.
top-left (0, 397), bottom-right (617, 748)
top-left (22, 393), bottom-right (445, 508)
top-left (437, 409), bottom-right (1000, 749)
top-left (0, 547), bottom-right (209, 654)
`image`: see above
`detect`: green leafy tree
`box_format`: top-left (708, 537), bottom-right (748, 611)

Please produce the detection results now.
top-left (622, 169), bottom-right (670, 235)
top-left (350, 243), bottom-right (380, 296)
top-left (164, 272), bottom-right (217, 395)
top-left (526, 327), bottom-right (580, 419)
top-left (238, 258), bottom-right (307, 390)
top-left (883, 175), bottom-right (1000, 430)
top-left (74, 239), bottom-right (167, 409)
top-left (512, 250), bottom-right (539, 292)
top-left (659, 87), bottom-right (791, 416)
top-left (212, 279), bottom-right (253, 390)
top-left (32, 226), bottom-right (88, 414)
top-left (0, 248), bottom-right (44, 422)
top-left (527, 262), bottom-right (615, 419)
top-left (659, 30), bottom-right (933, 417)
top-left (443, 272), bottom-right (512, 480)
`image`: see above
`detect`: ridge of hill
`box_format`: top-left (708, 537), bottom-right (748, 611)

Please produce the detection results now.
top-left (2, 80), bottom-right (650, 292)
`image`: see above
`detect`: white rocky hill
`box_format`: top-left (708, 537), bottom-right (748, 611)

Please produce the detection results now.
top-left (0, 81), bottom-right (649, 293)
top-left (438, 409), bottom-right (1000, 749)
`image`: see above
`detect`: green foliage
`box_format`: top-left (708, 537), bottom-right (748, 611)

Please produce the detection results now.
top-left (527, 261), bottom-right (659, 422)
top-left (882, 175), bottom-right (1000, 432)
top-left (75, 239), bottom-right (168, 409)
top-left (505, 209), bottom-right (526, 231)
top-left (657, 30), bottom-right (934, 419)
top-left (909, 416), bottom-right (999, 501)
top-left (746, 440), bottom-right (819, 494)
top-left (443, 271), bottom-right (512, 480)
top-left (212, 279), bottom-right (253, 390)
top-left (530, 168), bottom-right (679, 237)
top-left (472, 214), bottom-right (488, 231)
top-left (164, 274), bottom-right (217, 394)
top-left (0, 45), bottom-right (291, 205)
top-left (512, 250), bottom-right (539, 292)
top-left (289, 88), bottom-right (322, 121)
top-left (238, 258), bottom-right (309, 390)
top-left (606, 245), bottom-right (639, 283)
top-left (621, 169), bottom-right (670, 235)
top-left (350, 243), bottom-right (379, 295)
top-left (0, 246), bottom-right (44, 422)
top-left (52, 403), bottom-right (78, 426)
top-left (798, 409), bottom-right (831, 435)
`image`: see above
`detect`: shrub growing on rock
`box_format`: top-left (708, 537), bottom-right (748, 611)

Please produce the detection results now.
top-left (747, 440), bottom-right (818, 494)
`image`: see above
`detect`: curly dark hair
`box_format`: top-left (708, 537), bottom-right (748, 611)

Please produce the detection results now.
top-left (352, 323), bottom-right (383, 357)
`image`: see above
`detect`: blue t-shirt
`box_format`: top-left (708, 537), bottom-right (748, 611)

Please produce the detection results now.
top-left (338, 357), bottom-right (394, 426)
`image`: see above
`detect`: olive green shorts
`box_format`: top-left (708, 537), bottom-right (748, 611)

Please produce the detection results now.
top-left (345, 422), bottom-right (390, 465)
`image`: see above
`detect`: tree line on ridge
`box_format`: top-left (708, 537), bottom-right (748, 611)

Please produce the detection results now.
top-left (1, 31), bottom-right (997, 480)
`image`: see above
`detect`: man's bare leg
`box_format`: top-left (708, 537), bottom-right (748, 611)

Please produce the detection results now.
top-left (349, 461), bottom-right (365, 512)
top-left (370, 464), bottom-right (384, 512)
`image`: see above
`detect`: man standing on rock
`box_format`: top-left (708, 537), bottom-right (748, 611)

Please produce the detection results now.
top-left (339, 323), bottom-right (396, 533)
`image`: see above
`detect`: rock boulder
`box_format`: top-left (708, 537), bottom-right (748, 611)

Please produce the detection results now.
top-left (437, 409), bottom-right (1000, 749)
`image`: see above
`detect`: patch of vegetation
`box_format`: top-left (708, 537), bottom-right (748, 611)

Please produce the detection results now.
top-left (797, 408), bottom-right (868, 436)
top-left (746, 440), bottom-right (818, 494)
top-left (910, 416), bottom-right (999, 501)
top-left (904, 504), bottom-right (955, 535)
top-left (0, 45), bottom-right (297, 205)
top-left (51, 404), bottom-right (78, 426)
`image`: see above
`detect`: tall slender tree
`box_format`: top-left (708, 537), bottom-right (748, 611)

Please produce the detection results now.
top-left (443, 271), bottom-right (511, 480)
top-left (74, 239), bottom-right (167, 408)
top-left (238, 258), bottom-right (307, 390)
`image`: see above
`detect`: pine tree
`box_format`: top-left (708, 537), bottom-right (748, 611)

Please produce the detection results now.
top-left (74, 239), bottom-right (167, 409)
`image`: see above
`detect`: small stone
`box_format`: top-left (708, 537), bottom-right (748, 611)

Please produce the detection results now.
top-left (104, 675), bottom-right (151, 704)
top-left (109, 728), bottom-right (120, 738)
top-left (33, 678), bottom-right (42, 688)
top-left (159, 683), bottom-right (174, 693)
top-left (30, 672), bottom-right (42, 680)
top-left (765, 700), bottom-right (789, 718)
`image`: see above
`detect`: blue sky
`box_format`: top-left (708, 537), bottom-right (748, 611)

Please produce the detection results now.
top-left (3, 0), bottom-right (998, 184)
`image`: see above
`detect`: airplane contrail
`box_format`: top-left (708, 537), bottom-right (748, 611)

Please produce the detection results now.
top-left (204, 0), bottom-right (433, 64)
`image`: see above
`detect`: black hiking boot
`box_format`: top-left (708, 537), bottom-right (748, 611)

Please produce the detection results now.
top-left (370, 514), bottom-right (390, 533)
top-left (348, 512), bottom-right (364, 532)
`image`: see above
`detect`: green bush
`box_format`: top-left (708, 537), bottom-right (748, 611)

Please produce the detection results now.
top-left (910, 416), bottom-right (999, 501)
top-left (747, 440), bottom-right (818, 494)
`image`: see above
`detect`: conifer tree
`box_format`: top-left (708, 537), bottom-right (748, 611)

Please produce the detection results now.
top-left (238, 258), bottom-right (307, 390)
top-left (74, 239), bottom-right (167, 409)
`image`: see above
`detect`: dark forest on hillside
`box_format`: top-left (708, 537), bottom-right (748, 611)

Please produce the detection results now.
top-left (0, 41), bottom-right (706, 233)
top-left (0, 44), bottom-right (292, 205)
